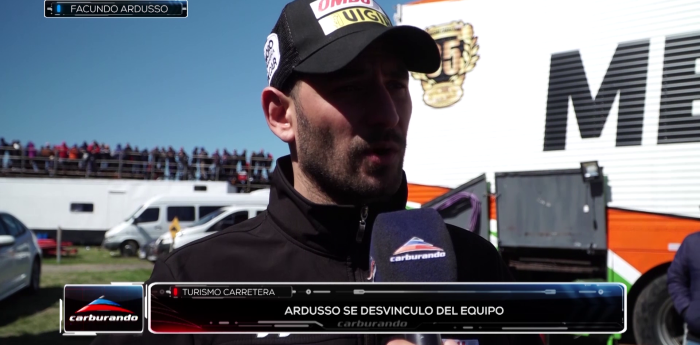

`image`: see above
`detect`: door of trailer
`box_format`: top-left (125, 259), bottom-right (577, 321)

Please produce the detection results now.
top-left (494, 168), bottom-right (608, 282)
top-left (107, 190), bottom-right (127, 229)
top-left (422, 174), bottom-right (490, 242)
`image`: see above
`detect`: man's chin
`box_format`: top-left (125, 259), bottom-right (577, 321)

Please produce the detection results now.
top-left (358, 166), bottom-right (403, 194)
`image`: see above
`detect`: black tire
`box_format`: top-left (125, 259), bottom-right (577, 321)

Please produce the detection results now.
top-left (24, 259), bottom-right (40, 294)
top-left (120, 240), bottom-right (139, 257)
top-left (633, 274), bottom-right (685, 345)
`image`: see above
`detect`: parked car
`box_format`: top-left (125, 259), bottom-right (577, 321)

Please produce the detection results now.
top-left (0, 212), bottom-right (42, 302)
top-left (173, 205), bottom-right (267, 249)
top-left (102, 190), bottom-right (270, 256)
top-left (138, 239), bottom-right (158, 262)
top-left (172, 202), bottom-right (267, 249)
top-left (137, 204), bottom-right (267, 260)
top-left (138, 233), bottom-right (177, 263)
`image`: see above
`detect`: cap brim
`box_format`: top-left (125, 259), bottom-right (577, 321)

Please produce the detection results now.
top-left (294, 25), bottom-right (440, 75)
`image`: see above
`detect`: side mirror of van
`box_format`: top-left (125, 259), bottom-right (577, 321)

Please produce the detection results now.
top-left (0, 235), bottom-right (16, 247)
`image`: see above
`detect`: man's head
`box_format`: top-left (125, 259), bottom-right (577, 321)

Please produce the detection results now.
top-left (261, 0), bottom-right (440, 205)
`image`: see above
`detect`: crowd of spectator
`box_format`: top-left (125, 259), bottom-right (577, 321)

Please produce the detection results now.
top-left (0, 138), bottom-right (274, 188)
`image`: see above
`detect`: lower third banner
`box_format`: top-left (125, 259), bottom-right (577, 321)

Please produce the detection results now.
top-left (147, 283), bottom-right (625, 334)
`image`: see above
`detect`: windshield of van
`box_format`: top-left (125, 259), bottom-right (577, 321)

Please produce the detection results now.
top-left (125, 205), bottom-right (145, 222)
top-left (190, 208), bottom-right (226, 227)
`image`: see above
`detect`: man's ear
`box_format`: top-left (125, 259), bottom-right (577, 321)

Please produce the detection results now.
top-left (262, 86), bottom-right (295, 144)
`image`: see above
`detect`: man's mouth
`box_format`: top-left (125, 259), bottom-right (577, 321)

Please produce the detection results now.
top-left (365, 144), bottom-right (401, 164)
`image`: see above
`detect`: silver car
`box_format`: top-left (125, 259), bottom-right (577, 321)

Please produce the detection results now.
top-left (0, 212), bottom-right (42, 302)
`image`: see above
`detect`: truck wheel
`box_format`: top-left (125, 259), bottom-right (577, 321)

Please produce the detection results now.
top-left (633, 274), bottom-right (685, 345)
top-left (120, 240), bottom-right (139, 257)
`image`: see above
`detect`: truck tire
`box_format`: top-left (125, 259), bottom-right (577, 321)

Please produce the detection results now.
top-left (120, 240), bottom-right (139, 257)
top-left (633, 274), bottom-right (685, 345)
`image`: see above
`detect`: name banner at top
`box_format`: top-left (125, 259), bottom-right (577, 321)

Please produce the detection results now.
top-left (45, 1), bottom-right (188, 18)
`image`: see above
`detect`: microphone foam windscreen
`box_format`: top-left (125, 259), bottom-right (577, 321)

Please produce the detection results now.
top-left (369, 208), bottom-right (458, 282)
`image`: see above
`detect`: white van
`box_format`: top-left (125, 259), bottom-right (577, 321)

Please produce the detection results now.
top-left (101, 190), bottom-right (269, 256)
top-left (148, 204), bottom-right (267, 257)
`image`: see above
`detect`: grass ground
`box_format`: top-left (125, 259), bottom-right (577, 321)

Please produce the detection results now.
top-left (0, 260), bottom-right (151, 345)
top-left (43, 246), bottom-right (143, 266)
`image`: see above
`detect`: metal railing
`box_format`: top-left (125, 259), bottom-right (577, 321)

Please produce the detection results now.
top-left (0, 146), bottom-right (273, 193)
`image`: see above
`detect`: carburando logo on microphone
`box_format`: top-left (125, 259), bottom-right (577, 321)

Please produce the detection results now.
top-left (390, 237), bottom-right (446, 262)
top-left (64, 284), bottom-right (144, 333)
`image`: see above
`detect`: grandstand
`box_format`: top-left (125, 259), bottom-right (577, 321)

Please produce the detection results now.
top-left (0, 140), bottom-right (273, 193)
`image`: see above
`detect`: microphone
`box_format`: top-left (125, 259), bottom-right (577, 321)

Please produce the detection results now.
top-left (403, 334), bottom-right (443, 345)
top-left (369, 208), bottom-right (458, 345)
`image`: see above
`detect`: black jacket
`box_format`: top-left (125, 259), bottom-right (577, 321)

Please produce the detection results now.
top-left (668, 231), bottom-right (700, 342)
top-left (92, 155), bottom-right (543, 345)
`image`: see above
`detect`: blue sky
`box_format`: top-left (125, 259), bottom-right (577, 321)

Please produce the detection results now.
top-left (0, 0), bottom-right (409, 161)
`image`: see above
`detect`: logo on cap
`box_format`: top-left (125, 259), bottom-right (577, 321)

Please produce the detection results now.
top-left (265, 33), bottom-right (281, 85)
top-left (311, 0), bottom-right (391, 35)
top-left (390, 237), bottom-right (446, 262)
top-left (310, 0), bottom-right (375, 19)
top-left (411, 21), bottom-right (480, 108)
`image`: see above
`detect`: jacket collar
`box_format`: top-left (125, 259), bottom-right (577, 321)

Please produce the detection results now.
top-left (267, 155), bottom-right (408, 259)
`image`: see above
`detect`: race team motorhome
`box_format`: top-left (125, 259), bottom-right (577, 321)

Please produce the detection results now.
top-left (396, 0), bottom-right (700, 344)
top-left (0, 177), bottom-right (238, 244)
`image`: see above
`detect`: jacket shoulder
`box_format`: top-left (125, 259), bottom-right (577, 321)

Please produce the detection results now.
top-left (445, 223), bottom-right (499, 258)
top-left (445, 223), bottom-right (514, 282)
top-left (684, 231), bottom-right (700, 244)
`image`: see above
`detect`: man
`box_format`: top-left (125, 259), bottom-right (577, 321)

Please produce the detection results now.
top-left (668, 231), bottom-right (700, 345)
top-left (92, 1), bottom-right (542, 344)
top-left (0, 137), bottom-right (7, 169)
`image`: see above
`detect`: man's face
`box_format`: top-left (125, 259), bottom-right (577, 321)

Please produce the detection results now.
top-left (291, 44), bottom-right (412, 204)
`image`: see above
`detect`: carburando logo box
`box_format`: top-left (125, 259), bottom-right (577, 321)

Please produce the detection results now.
top-left (64, 284), bottom-right (144, 333)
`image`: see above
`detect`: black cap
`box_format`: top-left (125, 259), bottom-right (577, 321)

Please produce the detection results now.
top-left (264, 0), bottom-right (440, 90)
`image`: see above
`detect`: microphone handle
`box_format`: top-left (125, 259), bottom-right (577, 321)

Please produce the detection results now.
top-left (403, 334), bottom-right (442, 345)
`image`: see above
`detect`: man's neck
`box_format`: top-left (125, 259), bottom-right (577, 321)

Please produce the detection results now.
top-left (290, 160), bottom-right (337, 205)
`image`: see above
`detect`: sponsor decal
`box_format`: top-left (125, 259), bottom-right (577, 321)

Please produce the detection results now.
top-left (390, 237), bottom-right (446, 262)
top-left (310, 0), bottom-right (375, 19)
top-left (64, 285), bottom-right (143, 332)
top-left (411, 21), bottom-right (480, 108)
top-left (317, 6), bottom-right (391, 35)
top-left (543, 31), bottom-right (700, 150)
top-left (265, 33), bottom-right (281, 85)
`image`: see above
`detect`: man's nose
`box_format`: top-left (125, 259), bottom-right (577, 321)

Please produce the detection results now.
top-left (365, 80), bottom-right (400, 128)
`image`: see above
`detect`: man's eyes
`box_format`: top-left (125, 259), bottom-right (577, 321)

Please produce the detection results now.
top-left (335, 84), bottom-right (362, 93)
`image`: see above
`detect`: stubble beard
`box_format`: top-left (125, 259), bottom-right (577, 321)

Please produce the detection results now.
top-left (295, 104), bottom-right (406, 205)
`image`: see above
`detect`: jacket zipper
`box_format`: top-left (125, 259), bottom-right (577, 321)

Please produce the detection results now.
top-left (356, 205), bottom-right (371, 345)
top-left (356, 205), bottom-right (369, 243)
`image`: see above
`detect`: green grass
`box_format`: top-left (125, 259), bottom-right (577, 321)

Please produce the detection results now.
top-left (41, 268), bottom-right (153, 287)
top-left (43, 246), bottom-right (143, 265)
top-left (0, 269), bottom-right (152, 344)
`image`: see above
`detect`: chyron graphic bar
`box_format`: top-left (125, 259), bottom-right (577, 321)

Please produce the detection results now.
top-left (148, 282), bottom-right (626, 334)
top-left (45, 1), bottom-right (187, 18)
